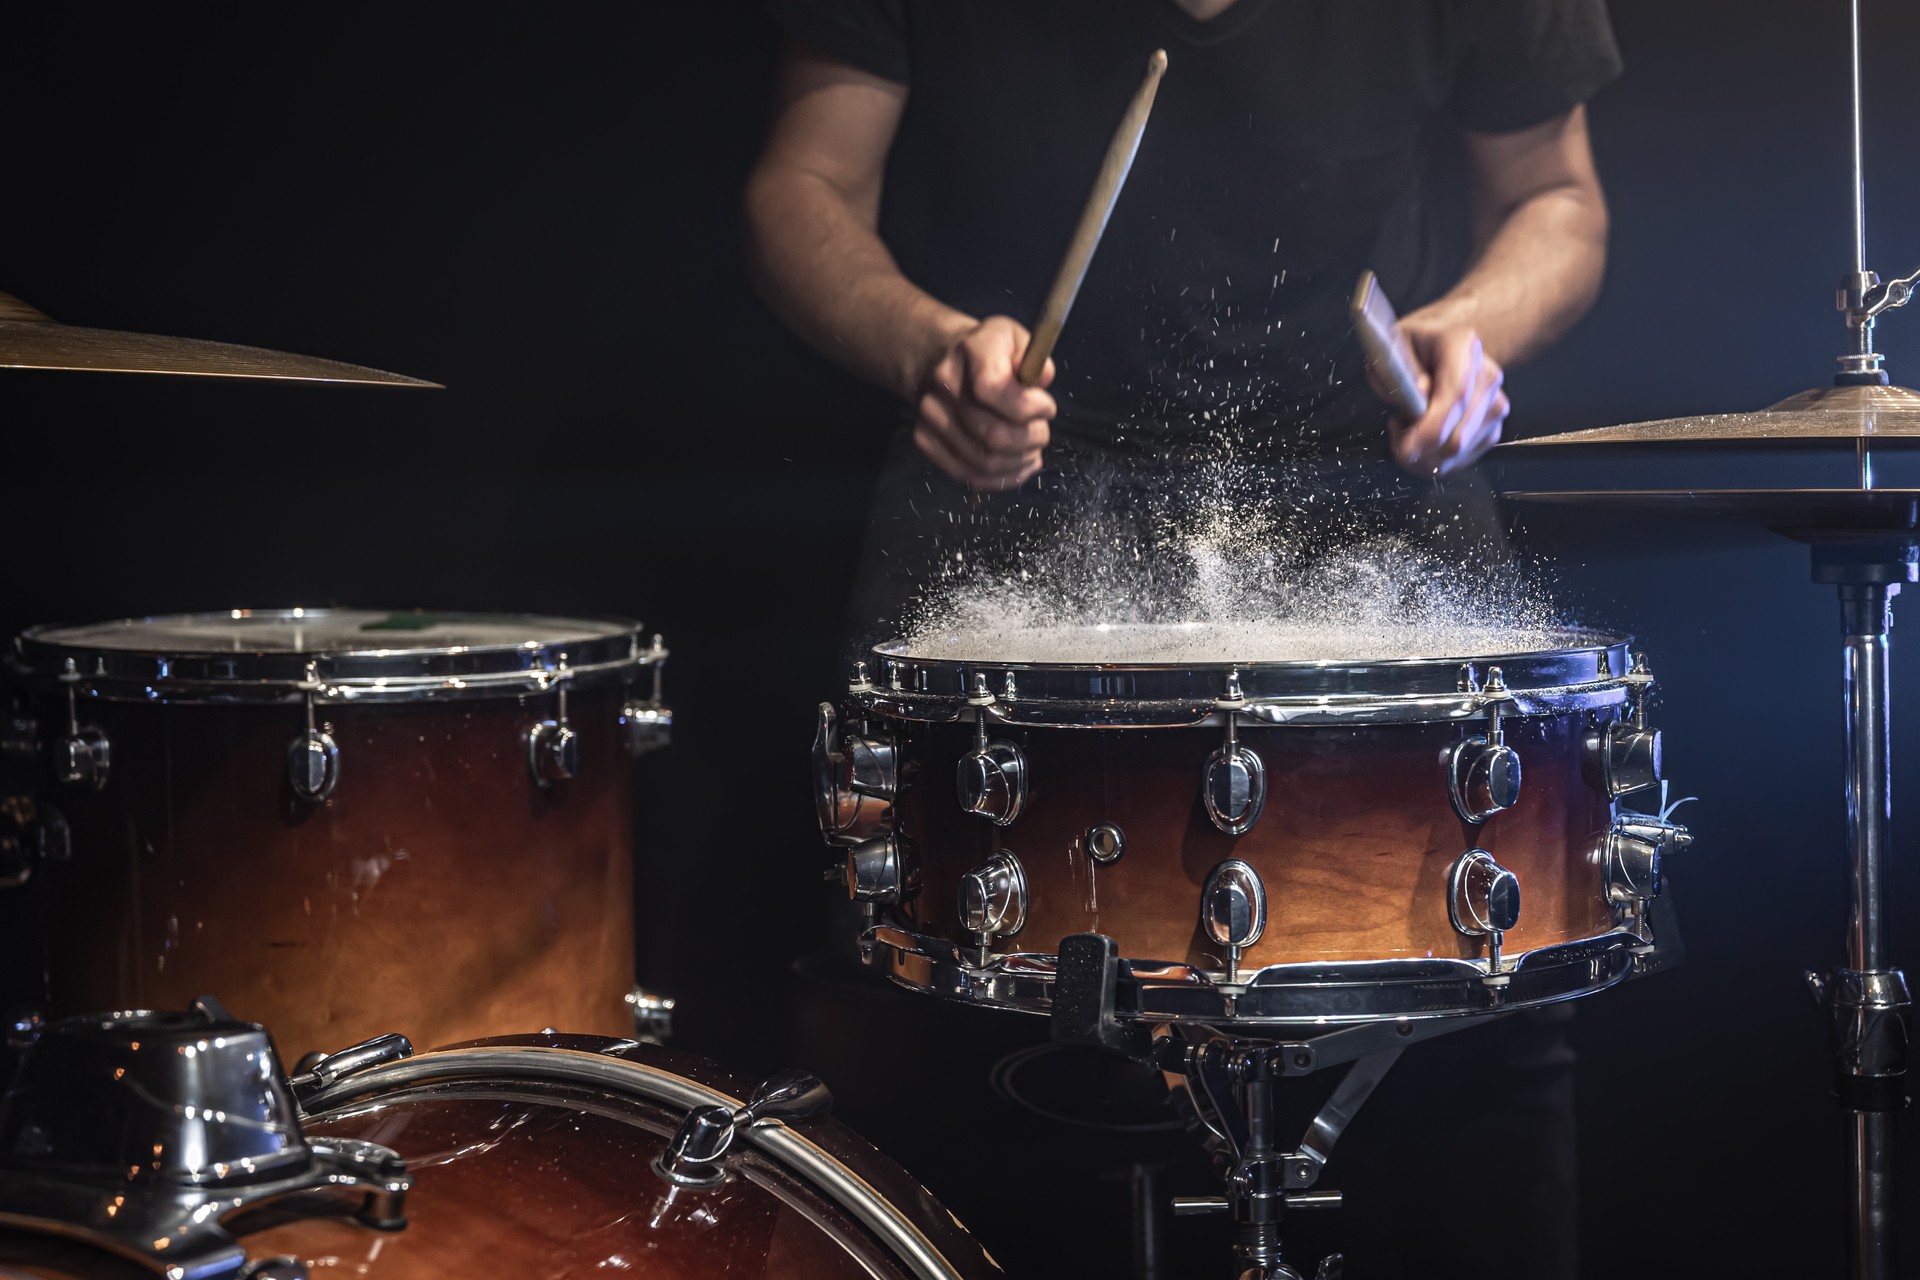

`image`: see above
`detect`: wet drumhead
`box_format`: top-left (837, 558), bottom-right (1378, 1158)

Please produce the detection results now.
top-left (893, 620), bottom-right (1609, 666)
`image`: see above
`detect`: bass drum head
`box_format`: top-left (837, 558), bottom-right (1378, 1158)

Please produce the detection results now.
top-left (0, 1037), bottom-right (1000, 1280)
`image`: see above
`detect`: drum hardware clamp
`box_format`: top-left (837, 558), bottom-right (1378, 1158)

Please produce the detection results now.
top-left (1049, 932), bottom-right (1483, 1280)
top-left (1447, 666), bottom-right (1522, 824)
top-left (1203, 670), bottom-right (1267, 836)
top-left (287, 661), bottom-right (342, 804)
top-left (625, 986), bottom-right (677, 1044)
top-left (654, 1068), bottom-right (833, 1188)
top-left (526, 655), bottom-right (580, 786)
top-left (956, 675), bottom-right (1027, 826)
top-left (1447, 848), bottom-right (1522, 984)
top-left (0, 1000), bottom-right (413, 1280)
top-left (51, 659), bottom-right (109, 792)
top-left (620, 635), bottom-right (674, 756)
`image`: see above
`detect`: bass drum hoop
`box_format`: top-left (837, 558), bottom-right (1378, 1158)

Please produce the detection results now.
top-left (11, 609), bottom-right (663, 705)
top-left (863, 632), bottom-right (1632, 728)
top-left (296, 1039), bottom-right (985, 1280)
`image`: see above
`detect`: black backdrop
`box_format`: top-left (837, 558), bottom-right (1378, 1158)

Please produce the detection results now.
top-left (3, 3), bottom-right (1919, 1276)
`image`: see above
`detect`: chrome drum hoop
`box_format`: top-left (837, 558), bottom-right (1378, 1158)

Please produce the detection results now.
top-left (865, 926), bottom-right (1648, 1026)
top-left (861, 632), bottom-right (1632, 728)
top-left (296, 1037), bottom-right (979, 1280)
top-left (12, 609), bottom-right (667, 705)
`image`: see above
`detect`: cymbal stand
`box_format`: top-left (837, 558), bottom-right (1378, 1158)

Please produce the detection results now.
top-left (1806, 544), bottom-right (1915, 1280)
top-left (1050, 932), bottom-right (1478, 1280)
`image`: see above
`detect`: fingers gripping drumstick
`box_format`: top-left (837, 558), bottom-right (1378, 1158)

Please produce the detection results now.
top-left (1016, 49), bottom-right (1169, 388)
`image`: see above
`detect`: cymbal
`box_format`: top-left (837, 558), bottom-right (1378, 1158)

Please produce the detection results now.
top-left (1490, 382), bottom-right (1920, 537)
top-left (0, 291), bottom-right (438, 387)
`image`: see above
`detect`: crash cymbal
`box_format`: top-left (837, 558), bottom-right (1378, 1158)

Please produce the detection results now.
top-left (1490, 382), bottom-right (1920, 537)
top-left (0, 291), bottom-right (438, 387)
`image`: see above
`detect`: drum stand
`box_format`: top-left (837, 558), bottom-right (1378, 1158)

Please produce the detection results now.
top-left (1807, 543), bottom-right (1915, 1280)
top-left (1051, 933), bottom-right (1478, 1280)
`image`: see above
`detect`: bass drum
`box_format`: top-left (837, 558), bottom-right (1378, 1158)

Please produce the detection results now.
top-left (0, 1034), bottom-right (1003, 1280)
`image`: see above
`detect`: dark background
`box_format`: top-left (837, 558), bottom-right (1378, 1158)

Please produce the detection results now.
top-left (3, 2), bottom-right (1918, 1275)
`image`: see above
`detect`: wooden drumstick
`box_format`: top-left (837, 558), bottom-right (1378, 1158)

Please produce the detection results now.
top-left (1349, 269), bottom-right (1430, 420)
top-left (1016, 48), bottom-right (1169, 388)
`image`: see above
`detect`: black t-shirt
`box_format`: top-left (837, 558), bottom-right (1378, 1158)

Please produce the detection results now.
top-left (766, 0), bottom-right (1620, 462)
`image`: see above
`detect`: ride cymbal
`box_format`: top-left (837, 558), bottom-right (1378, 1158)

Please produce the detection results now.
top-left (1491, 383), bottom-right (1920, 537)
top-left (0, 291), bottom-right (438, 387)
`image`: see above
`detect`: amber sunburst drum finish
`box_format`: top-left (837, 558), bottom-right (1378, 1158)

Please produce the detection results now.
top-left (815, 627), bottom-right (1688, 1026)
top-left (8, 610), bottom-right (669, 1060)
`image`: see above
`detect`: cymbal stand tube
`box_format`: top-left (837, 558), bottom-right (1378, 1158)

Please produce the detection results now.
top-left (1850, 0), bottom-right (1867, 277)
top-left (1811, 548), bottom-right (1916, 1280)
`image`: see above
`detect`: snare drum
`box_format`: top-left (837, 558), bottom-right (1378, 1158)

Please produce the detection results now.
top-left (7, 609), bottom-right (670, 1058)
top-left (814, 626), bottom-right (1690, 1025)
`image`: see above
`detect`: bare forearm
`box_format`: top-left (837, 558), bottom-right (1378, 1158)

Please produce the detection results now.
top-left (1414, 185), bottom-right (1608, 368)
top-left (746, 166), bottom-right (972, 400)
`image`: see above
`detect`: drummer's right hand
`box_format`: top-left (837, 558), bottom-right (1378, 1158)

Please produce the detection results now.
top-left (913, 316), bottom-right (1055, 492)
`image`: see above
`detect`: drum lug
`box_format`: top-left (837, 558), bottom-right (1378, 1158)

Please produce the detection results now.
top-left (1448, 849), bottom-right (1521, 980)
top-left (655, 1069), bottom-right (833, 1188)
top-left (528, 720), bottom-right (580, 784)
top-left (958, 849), bottom-right (1027, 947)
top-left (1602, 654), bottom-right (1663, 797)
top-left (1605, 811), bottom-right (1691, 905)
top-left (847, 832), bottom-right (918, 904)
top-left (1202, 859), bottom-right (1268, 983)
top-left (956, 703), bottom-right (1027, 826)
top-left (1448, 667), bottom-right (1521, 824)
top-left (1204, 673), bottom-right (1267, 836)
top-left (52, 662), bottom-right (109, 791)
top-left (287, 729), bottom-right (341, 803)
top-left (814, 700), bottom-right (896, 846)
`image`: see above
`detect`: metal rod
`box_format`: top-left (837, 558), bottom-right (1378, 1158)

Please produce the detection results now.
top-left (1842, 587), bottom-right (1891, 973)
top-left (1853, 1111), bottom-right (1896, 1279)
top-left (1850, 0), bottom-right (1868, 275)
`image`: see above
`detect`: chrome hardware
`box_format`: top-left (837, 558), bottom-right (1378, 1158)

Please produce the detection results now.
top-left (654, 1069), bottom-right (832, 1188)
top-left (1449, 849), bottom-right (1521, 978)
top-left (0, 1005), bottom-right (411, 1279)
top-left (956, 716), bottom-right (1027, 826)
top-left (620, 701), bottom-right (672, 755)
top-left (1447, 668), bottom-right (1521, 823)
top-left (1203, 731), bottom-right (1266, 836)
top-left (847, 832), bottom-right (916, 904)
top-left (1604, 811), bottom-right (1691, 904)
top-left (288, 1032), bottom-right (416, 1103)
top-left (52, 660), bottom-right (108, 792)
top-left (1202, 859), bottom-right (1267, 982)
top-left (958, 850), bottom-right (1027, 942)
top-left (1603, 653), bottom-right (1663, 797)
top-left (813, 703), bottom-right (895, 846)
top-left (626, 986), bottom-right (677, 1044)
top-left (527, 719), bottom-right (579, 784)
top-left (526, 655), bottom-right (578, 786)
top-left (287, 665), bottom-right (340, 802)
top-left (1086, 823), bottom-right (1126, 865)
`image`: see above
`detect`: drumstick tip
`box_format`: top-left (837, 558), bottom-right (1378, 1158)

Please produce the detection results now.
top-left (1149, 48), bottom-right (1168, 76)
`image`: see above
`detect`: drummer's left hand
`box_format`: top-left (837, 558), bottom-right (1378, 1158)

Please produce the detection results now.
top-left (1387, 310), bottom-right (1510, 475)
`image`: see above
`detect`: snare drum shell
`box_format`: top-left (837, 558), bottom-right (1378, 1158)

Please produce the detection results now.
top-left (38, 688), bottom-right (637, 1061)
top-left (896, 710), bottom-right (1618, 968)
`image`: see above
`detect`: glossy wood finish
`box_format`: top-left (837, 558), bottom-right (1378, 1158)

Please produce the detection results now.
top-left (896, 711), bottom-right (1618, 968)
top-left (40, 689), bottom-right (637, 1061)
top-left (0, 1039), bottom-right (1002, 1280)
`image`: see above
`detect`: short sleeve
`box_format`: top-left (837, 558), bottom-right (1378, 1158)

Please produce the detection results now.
top-left (1446, 0), bottom-right (1622, 134)
top-left (764, 0), bottom-right (910, 85)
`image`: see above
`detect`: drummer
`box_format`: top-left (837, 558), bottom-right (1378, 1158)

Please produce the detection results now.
top-left (748, 2), bottom-right (1621, 1276)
